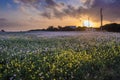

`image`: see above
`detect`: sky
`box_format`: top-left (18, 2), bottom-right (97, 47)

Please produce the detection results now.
top-left (0, 0), bottom-right (120, 31)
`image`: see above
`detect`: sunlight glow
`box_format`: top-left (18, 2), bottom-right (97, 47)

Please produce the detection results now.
top-left (83, 20), bottom-right (94, 27)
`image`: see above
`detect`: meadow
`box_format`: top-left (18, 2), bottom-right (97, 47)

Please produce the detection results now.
top-left (0, 31), bottom-right (120, 80)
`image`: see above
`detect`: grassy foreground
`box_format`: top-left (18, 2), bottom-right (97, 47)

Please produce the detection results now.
top-left (0, 32), bottom-right (120, 80)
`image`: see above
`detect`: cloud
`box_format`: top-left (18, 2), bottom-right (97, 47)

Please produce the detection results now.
top-left (14, 0), bottom-right (120, 22)
top-left (0, 18), bottom-right (7, 22)
top-left (45, 0), bottom-right (58, 7)
top-left (14, 0), bottom-right (40, 4)
top-left (0, 18), bottom-right (9, 27)
top-left (0, 18), bottom-right (26, 28)
top-left (81, 0), bottom-right (95, 8)
top-left (14, 0), bottom-right (83, 18)
top-left (90, 0), bottom-right (120, 21)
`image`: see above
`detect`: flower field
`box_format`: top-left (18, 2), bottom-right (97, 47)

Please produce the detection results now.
top-left (0, 31), bottom-right (120, 80)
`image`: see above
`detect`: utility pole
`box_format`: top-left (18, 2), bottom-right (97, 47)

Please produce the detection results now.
top-left (88, 17), bottom-right (90, 27)
top-left (100, 8), bottom-right (103, 30)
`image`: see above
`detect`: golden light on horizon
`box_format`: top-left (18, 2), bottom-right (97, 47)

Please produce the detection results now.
top-left (83, 20), bottom-right (94, 27)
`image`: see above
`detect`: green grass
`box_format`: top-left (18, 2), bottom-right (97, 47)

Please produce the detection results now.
top-left (0, 33), bottom-right (120, 80)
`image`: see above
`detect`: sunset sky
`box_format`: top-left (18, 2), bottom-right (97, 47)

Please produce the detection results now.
top-left (0, 0), bottom-right (120, 31)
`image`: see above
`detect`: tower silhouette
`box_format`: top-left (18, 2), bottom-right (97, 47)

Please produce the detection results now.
top-left (100, 8), bottom-right (103, 30)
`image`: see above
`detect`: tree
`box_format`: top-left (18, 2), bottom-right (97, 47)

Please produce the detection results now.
top-left (101, 23), bottom-right (120, 32)
top-left (47, 26), bottom-right (58, 31)
top-left (1, 29), bottom-right (5, 32)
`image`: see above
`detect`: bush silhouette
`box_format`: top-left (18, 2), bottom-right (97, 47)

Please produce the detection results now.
top-left (102, 23), bottom-right (120, 32)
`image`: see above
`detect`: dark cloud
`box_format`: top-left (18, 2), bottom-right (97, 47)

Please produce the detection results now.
top-left (0, 18), bottom-right (7, 22)
top-left (90, 0), bottom-right (120, 21)
top-left (14, 0), bottom-right (83, 18)
top-left (45, 0), bottom-right (58, 7)
top-left (41, 12), bottom-right (52, 19)
top-left (83, 0), bottom-right (94, 8)
top-left (14, 0), bottom-right (120, 22)
top-left (14, 0), bottom-right (40, 4)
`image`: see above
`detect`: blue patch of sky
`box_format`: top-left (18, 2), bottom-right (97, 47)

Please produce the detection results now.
top-left (0, 0), bottom-right (19, 11)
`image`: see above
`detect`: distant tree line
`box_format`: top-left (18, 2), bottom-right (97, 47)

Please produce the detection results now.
top-left (101, 23), bottom-right (120, 32)
top-left (1, 23), bottom-right (120, 32)
top-left (29, 26), bottom-right (92, 32)
top-left (46, 26), bottom-right (88, 31)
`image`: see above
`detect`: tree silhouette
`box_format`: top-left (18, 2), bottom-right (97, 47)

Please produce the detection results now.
top-left (1, 29), bottom-right (5, 32)
top-left (102, 23), bottom-right (120, 32)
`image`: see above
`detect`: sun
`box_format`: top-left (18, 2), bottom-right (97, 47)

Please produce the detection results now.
top-left (83, 20), bottom-right (93, 27)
